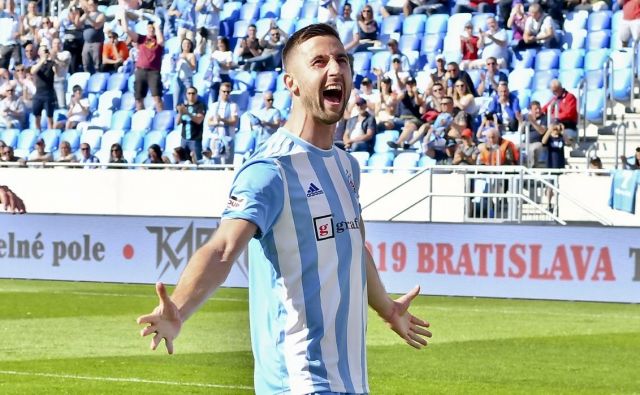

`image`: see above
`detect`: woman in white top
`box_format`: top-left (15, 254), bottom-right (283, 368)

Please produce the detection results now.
top-left (173, 38), bottom-right (197, 108)
top-left (20, 1), bottom-right (42, 46)
top-left (209, 36), bottom-right (233, 103)
top-left (56, 85), bottom-right (89, 129)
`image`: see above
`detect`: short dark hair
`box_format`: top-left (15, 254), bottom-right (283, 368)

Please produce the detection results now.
top-left (530, 100), bottom-right (541, 108)
top-left (72, 84), bottom-right (82, 93)
top-left (282, 23), bottom-right (341, 71)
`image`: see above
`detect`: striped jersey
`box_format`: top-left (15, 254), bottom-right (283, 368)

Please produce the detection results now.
top-left (222, 128), bottom-right (369, 395)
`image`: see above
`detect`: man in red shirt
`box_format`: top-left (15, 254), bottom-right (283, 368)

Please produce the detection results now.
top-left (618, 0), bottom-right (640, 47)
top-left (542, 80), bottom-right (577, 144)
top-left (459, 22), bottom-right (480, 70)
top-left (121, 14), bottom-right (164, 112)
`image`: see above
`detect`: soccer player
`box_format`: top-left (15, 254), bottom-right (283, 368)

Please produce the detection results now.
top-left (137, 23), bottom-right (431, 394)
top-left (0, 185), bottom-right (26, 213)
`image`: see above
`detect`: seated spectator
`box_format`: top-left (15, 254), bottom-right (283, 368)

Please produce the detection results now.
top-left (507, 2), bottom-right (526, 44)
top-left (242, 23), bottom-right (288, 72)
top-left (345, 5), bottom-right (378, 53)
top-left (207, 82), bottom-right (238, 164)
top-left (56, 85), bottom-right (89, 130)
top-left (487, 82), bottom-right (522, 132)
top-left (0, 84), bottom-right (24, 128)
top-left (343, 97), bottom-right (376, 153)
top-left (459, 22), bottom-right (480, 70)
top-left (477, 57), bottom-right (508, 97)
top-left (541, 121), bottom-right (566, 169)
top-left (423, 81), bottom-right (445, 117)
top-left (79, 0), bottom-right (105, 74)
top-left (453, 78), bottom-right (478, 117)
top-left (251, 91), bottom-right (281, 147)
top-left (235, 24), bottom-right (262, 68)
top-left (171, 145), bottom-right (192, 168)
top-left (22, 41), bottom-right (38, 69)
top-left (374, 55), bottom-right (410, 95)
top-left (517, 3), bottom-right (557, 50)
top-left (0, 144), bottom-right (25, 165)
top-left (526, 100), bottom-right (547, 168)
top-left (102, 31), bottom-right (129, 73)
top-left (618, 0), bottom-right (640, 47)
top-left (358, 77), bottom-right (380, 111)
top-left (56, 140), bottom-right (77, 162)
top-left (620, 146), bottom-right (640, 170)
top-left (411, 96), bottom-right (456, 155)
top-left (109, 143), bottom-right (128, 165)
top-left (542, 80), bottom-right (578, 144)
top-left (476, 112), bottom-right (499, 143)
top-left (78, 142), bottom-right (99, 168)
top-left (386, 39), bottom-right (411, 73)
top-left (144, 143), bottom-right (170, 167)
top-left (452, 128), bottom-right (479, 165)
top-left (209, 36), bottom-right (233, 103)
top-left (27, 137), bottom-right (52, 162)
top-left (445, 61), bottom-right (478, 97)
top-left (177, 86), bottom-right (206, 162)
top-left (374, 76), bottom-right (398, 127)
top-left (173, 38), bottom-right (196, 111)
top-left (477, 128), bottom-right (519, 165)
top-left (0, 2), bottom-right (21, 70)
top-left (31, 44), bottom-right (57, 130)
top-left (589, 156), bottom-right (604, 172)
top-left (475, 17), bottom-right (508, 69)
top-left (50, 37), bottom-right (71, 110)
top-left (424, 54), bottom-right (447, 96)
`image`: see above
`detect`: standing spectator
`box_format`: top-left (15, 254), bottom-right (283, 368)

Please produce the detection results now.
top-left (37, 17), bottom-right (57, 49)
top-left (166, 0), bottom-right (195, 40)
top-left (209, 36), bottom-right (233, 103)
top-left (60, 5), bottom-right (84, 74)
top-left (173, 38), bottom-right (196, 111)
top-left (620, 146), bottom-right (640, 170)
top-left (542, 122), bottom-right (566, 169)
top-left (487, 82), bottom-right (522, 132)
top-left (102, 31), bottom-right (129, 73)
top-left (194, 0), bottom-right (222, 55)
top-left (475, 16), bottom-right (508, 68)
top-left (50, 37), bottom-right (71, 110)
top-left (343, 97), bottom-right (376, 153)
top-left (19, 1), bottom-right (41, 47)
top-left (27, 137), bottom-right (52, 162)
top-left (243, 23), bottom-right (288, 72)
top-left (459, 22), bottom-right (480, 70)
top-left (526, 100), bottom-right (547, 168)
top-left (477, 57), bottom-right (508, 97)
top-left (207, 82), bottom-right (237, 164)
top-left (177, 86), bottom-right (206, 162)
top-left (618, 0), bottom-right (640, 47)
top-left (453, 128), bottom-right (479, 165)
top-left (80, 0), bottom-right (105, 74)
top-left (56, 140), bottom-right (76, 162)
top-left (78, 142), bottom-right (100, 168)
top-left (56, 84), bottom-right (89, 129)
top-left (542, 80), bottom-right (578, 144)
top-left (252, 91), bottom-right (281, 147)
top-left (0, 0), bottom-right (20, 70)
top-left (345, 5), bottom-right (378, 52)
top-left (478, 128), bottom-right (519, 165)
top-left (122, 16), bottom-right (164, 112)
top-left (0, 84), bottom-right (24, 128)
top-left (507, 2), bottom-right (526, 45)
top-left (235, 24), bottom-right (262, 68)
top-left (518, 3), bottom-right (557, 50)
top-left (14, 64), bottom-right (35, 111)
top-left (22, 41), bottom-right (38, 68)
top-left (109, 142), bottom-right (128, 165)
top-left (445, 61), bottom-right (478, 97)
top-left (31, 44), bottom-right (57, 130)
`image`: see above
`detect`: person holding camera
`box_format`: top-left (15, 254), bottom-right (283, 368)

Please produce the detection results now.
top-left (31, 44), bottom-right (57, 130)
top-left (541, 121), bottom-right (565, 169)
top-left (177, 86), bottom-right (206, 163)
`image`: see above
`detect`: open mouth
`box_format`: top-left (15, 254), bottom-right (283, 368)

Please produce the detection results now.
top-left (323, 84), bottom-right (343, 106)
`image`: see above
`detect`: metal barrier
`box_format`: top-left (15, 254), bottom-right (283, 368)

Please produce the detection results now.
top-left (578, 77), bottom-right (588, 143)
top-left (603, 56), bottom-right (614, 126)
top-left (614, 121), bottom-right (628, 169)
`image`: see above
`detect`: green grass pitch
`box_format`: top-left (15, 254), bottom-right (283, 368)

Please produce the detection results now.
top-left (0, 279), bottom-right (638, 394)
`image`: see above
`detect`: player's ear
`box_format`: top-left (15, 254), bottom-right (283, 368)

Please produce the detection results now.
top-left (284, 72), bottom-right (299, 96)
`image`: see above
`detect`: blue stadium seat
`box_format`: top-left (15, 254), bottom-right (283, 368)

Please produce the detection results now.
top-left (119, 91), bottom-right (136, 111)
top-left (587, 10), bottom-right (612, 32)
top-left (611, 10), bottom-right (623, 34)
top-left (562, 29), bottom-right (587, 50)
top-left (467, 69), bottom-right (482, 88)
top-left (275, 71), bottom-right (286, 91)
top-left (259, 1), bottom-right (280, 19)
top-left (143, 130), bottom-right (167, 151)
top-left (349, 151), bottom-right (370, 169)
top-left (418, 155), bottom-right (436, 167)
top-left (447, 13), bottom-right (472, 36)
top-left (280, 1), bottom-right (301, 20)
top-left (515, 89), bottom-right (531, 110)
top-left (131, 110), bottom-right (155, 132)
top-left (559, 49), bottom-right (585, 70)
top-left (254, 71), bottom-right (278, 93)
top-left (106, 72), bottom-right (129, 92)
top-left (586, 30), bottom-right (611, 51)
top-left (278, 18), bottom-right (296, 36)
top-left (531, 70), bottom-right (559, 91)
top-left (197, 56), bottom-right (212, 75)
top-left (272, 90), bottom-right (291, 113)
top-left (133, 150), bottom-right (149, 164)
top-left (442, 34), bottom-right (460, 54)
top-left (122, 130), bottom-right (144, 152)
top-left (248, 93), bottom-right (264, 112)
top-left (508, 68), bottom-right (534, 91)
top-left (80, 129), bottom-right (104, 153)
top-left (0, 128), bottom-right (19, 147)
top-left (380, 15), bottom-right (404, 36)
top-left (530, 89), bottom-right (554, 106)
top-left (471, 13), bottom-right (494, 33)
top-left (235, 130), bottom-right (256, 155)
top-left (425, 14), bottom-right (448, 34)
top-left (300, 1), bottom-right (319, 19)
top-left (239, 2), bottom-right (260, 21)
top-left (563, 10), bottom-right (589, 33)
top-left (367, 152), bottom-right (394, 173)
top-left (17, 129), bottom-right (38, 152)
top-left (610, 48), bottom-right (633, 69)
top-left (233, 20), bottom-right (251, 40)
top-left (60, 129), bottom-right (81, 151)
top-left (101, 129), bottom-right (124, 151)
top-left (420, 33), bottom-right (444, 55)
top-left (405, 50), bottom-right (423, 71)
top-left (89, 110), bottom-right (113, 130)
top-left (534, 49), bottom-right (560, 71)
top-left (86, 72), bottom-right (109, 94)
top-left (352, 51), bottom-right (373, 75)
top-left (229, 90), bottom-right (250, 112)
top-left (611, 67), bottom-right (633, 101)
top-left (165, 130), bottom-right (182, 153)
top-left (511, 49), bottom-right (537, 69)
top-left (584, 49), bottom-right (611, 71)
top-left (127, 73), bottom-right (136, 93)
top-left (402, 14), bottom-right (426, 35)
top-left (371, 51), bottom-right (391, 72)
top-left (399, 35), bottom-right (421, 53)
top-left (151, 110), bottom-right (176, 132)
top-left (393, 152), bottom-right (420, 174)
top-left (584, 88), bottom-right (605, 122)
top-left (558, 69), bottom-right (585, 89)
top-left (233, 70), bottom-right (255, 93)
top-left (39, 128), bottom-right (60, 151)
top-left (97, 91), bottom-right (122, 113)
top-left (373, 130), bottom-right (400, 153)
top-left (66, 72), bottom-right (90, 93)
top-left (295, 17), bottom-right (317, 32)
top-left (111, 110), bottom-right (132, 131)
top-left (585, 69), bottom-right (605, 89)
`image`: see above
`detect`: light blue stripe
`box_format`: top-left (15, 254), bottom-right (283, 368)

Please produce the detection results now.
top-left (308, 153), bottom-right (355, 393)
top-left (280, 155), bottom-right (328, 391)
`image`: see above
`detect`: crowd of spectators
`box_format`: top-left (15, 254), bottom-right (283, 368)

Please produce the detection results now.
top-left (0, 0), bottom-right (636, 171)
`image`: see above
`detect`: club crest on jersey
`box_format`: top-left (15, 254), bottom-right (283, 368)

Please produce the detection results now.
top-left (345, 169), bottom-right (357, 193)
top-left (226, 195), bottom-right (246, 211)
top-left (306, 182), bottom-right (324, 197)
top-left (313, 214), bottom-right (334, 241)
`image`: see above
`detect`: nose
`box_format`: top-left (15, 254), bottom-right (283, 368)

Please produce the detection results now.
top-left (327, 57), bottom-right (341, 75)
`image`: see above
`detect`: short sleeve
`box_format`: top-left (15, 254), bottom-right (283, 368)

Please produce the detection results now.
top-left (222, 159), bottom-right (284, 238)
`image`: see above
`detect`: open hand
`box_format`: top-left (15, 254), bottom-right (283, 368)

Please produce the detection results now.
top-left (382, 285), bottom-right (431, 349)
top-left (0, 185), bottom-right (26, 213)
top-left (137, 282), bottom-right (182, 354)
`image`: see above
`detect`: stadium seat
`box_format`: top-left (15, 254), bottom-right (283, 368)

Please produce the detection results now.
top-left (101, 129), bottom-right (124, 151)
top-left (229, 90), bottom-right (250, 112)
top-left (425, 14), bottom-right (448, 34)
top-left (442, 34), bottom-right (460, 54)
top-left (131, 110), bottom-right (155, 132)
top-left (239, 2), bottom-right (260, 21)
top-left (97, 91), bottom-right (122, 113)
top-left (585, 49), bottom-right (611, 71)
top-left (280, 1), bottom-right (301, 20)
top-left (233, 70), bottom-right (255, 93)
top-left (393, 152), bottom-right (420, 174)
top-left (259, 1), bottom-right (280, 19)
top-left (511, 49), bottom-right (537, 69)
top-left (143, 130), bottom-right (167, 151)
top-left (399, 35), bottom-right (421, 52)
top-left (127, 73), bottom-right (136, 93)
top-left (586, 30), bottom-right (611, 51)
top-left (89, 110), bottom-right (113, 130)
top-left (66, 72), bottom-right (90, 93)
top-left (106, 72), bottom-right (129, 92)
top-left (221, 1), bottom-right (242, 21)
top-left (163, 129), bottom-right (182, 154)
top-left (585, 69), bottom-right (605, 89)
top-left (248, 92), bottom-right (264, 112)
top-left (0, 128), bottom-right (19, 147)
top-left (60, 129), bottom-right (81, 151)
top-left (587, 10), bottom-right (611, 32)
top-left (80, 129), bottom-right (104, 153)
top-left (371, 51), bottom-right (391, 72)
top-left (111, 110), bottom-right (132, 131)
top-left (39, 128), bottom-right (60, 151)
top-left (507, 68), bottom-right (534, 91)
top-left (559, 49), bottom-right (585, 70)
top-left (562, 29), bottom-right (587, 50)
top-left (349, 151), bottom-right (370, 169)
top-left (120, 91), bottom-right (136, 111)
top-left (447, 13), bottom-right (471, 36)
top-left (232, 20), bottom-right (251, 41)
top-left (197, 56), bottom-right (212, 75)
top-left (515, 89), bottom-right (531, 110)
top-left (254, 71), bottom-right (278, 93)
top-left (611, 67), bottom-right (633, 101)
top-left (367, 152), bottom-right (394, 174)
top-left (86, 72), bottom-right (109, 94)
top-left (151, 110), bottom-right (176, 132)
top-left (373, 130), bottom-right (400, 153)
top-left (295, 17), bottom-right (317, 32)
top-left (467, 69), bottom-right (482, 88)
top-left (300, 1), bottom-right (318, 19)
top-left (418, 155), bottom-right (436, 167)
top-left (584, 88), bottom-right (605, 122)
top-left (420, 33), bottom-right (444, 55)
top-left (380, 15), bottom-right (403, 37)
top-left (272, 90), bottom-right (291, 113)
top-left (352, 51), bottom-right (373, 75)
top-left (563, 10), bottom-right (589, 33)
top-left (611, 10), bottom-right (623, 34)
top-left (534, 49), bottom-right (560, 71)
top-left (558, 69), bottom-right (585, 89)
top-left (133, 150), bottom-right (149, 164)
top-left (122, 130), bottom-right (145, 152)
top-left (471, 13), bottom-right (494, 33)
top-left (531, 70), bottom-right (559, 91)
top-left (402, 14), bottom-right (426, 35)
top-left (530, 89), bottom-right (553, 106)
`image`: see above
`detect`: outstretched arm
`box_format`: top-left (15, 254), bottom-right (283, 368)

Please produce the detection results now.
top-left (0, 185), bottom-right (26, 213)
top-left (137, 218), bottom-right (257, 353)
top-left (361, 220), bottom-right (431, 348)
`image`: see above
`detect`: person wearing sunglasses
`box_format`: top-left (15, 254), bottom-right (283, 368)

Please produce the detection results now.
top-left (177, 86), bottom-right (206, 162)
top-left (207, 81), bottom-right (237, 164)
top-left (78, 142), bottom-right (100, 169)
top-left (345, 5), bottom-right (378, 52)
top-left (248, 90), bottom-right (282, 148)
top-left (108, 143), bottom-right (127, 165)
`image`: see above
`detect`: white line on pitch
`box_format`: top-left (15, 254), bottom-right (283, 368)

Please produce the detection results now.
top-left (53, 291), bottom-right (248, 302)
top-left (0, 370), bottom-right (253, 391)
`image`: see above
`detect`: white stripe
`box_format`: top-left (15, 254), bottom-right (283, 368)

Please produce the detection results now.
top-left (325, 154), bottom-right (367, 391)
top-left (0, 370), bottom-right (253, 391)
top-left (292, 153), bottom-right (345, 392)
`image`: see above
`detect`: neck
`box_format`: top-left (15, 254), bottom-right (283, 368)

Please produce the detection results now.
top-left (284, 102), bottom-right (336, 150)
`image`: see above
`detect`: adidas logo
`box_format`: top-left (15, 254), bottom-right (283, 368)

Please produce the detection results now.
top-left (306, 183), bottom-right (324, 197)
